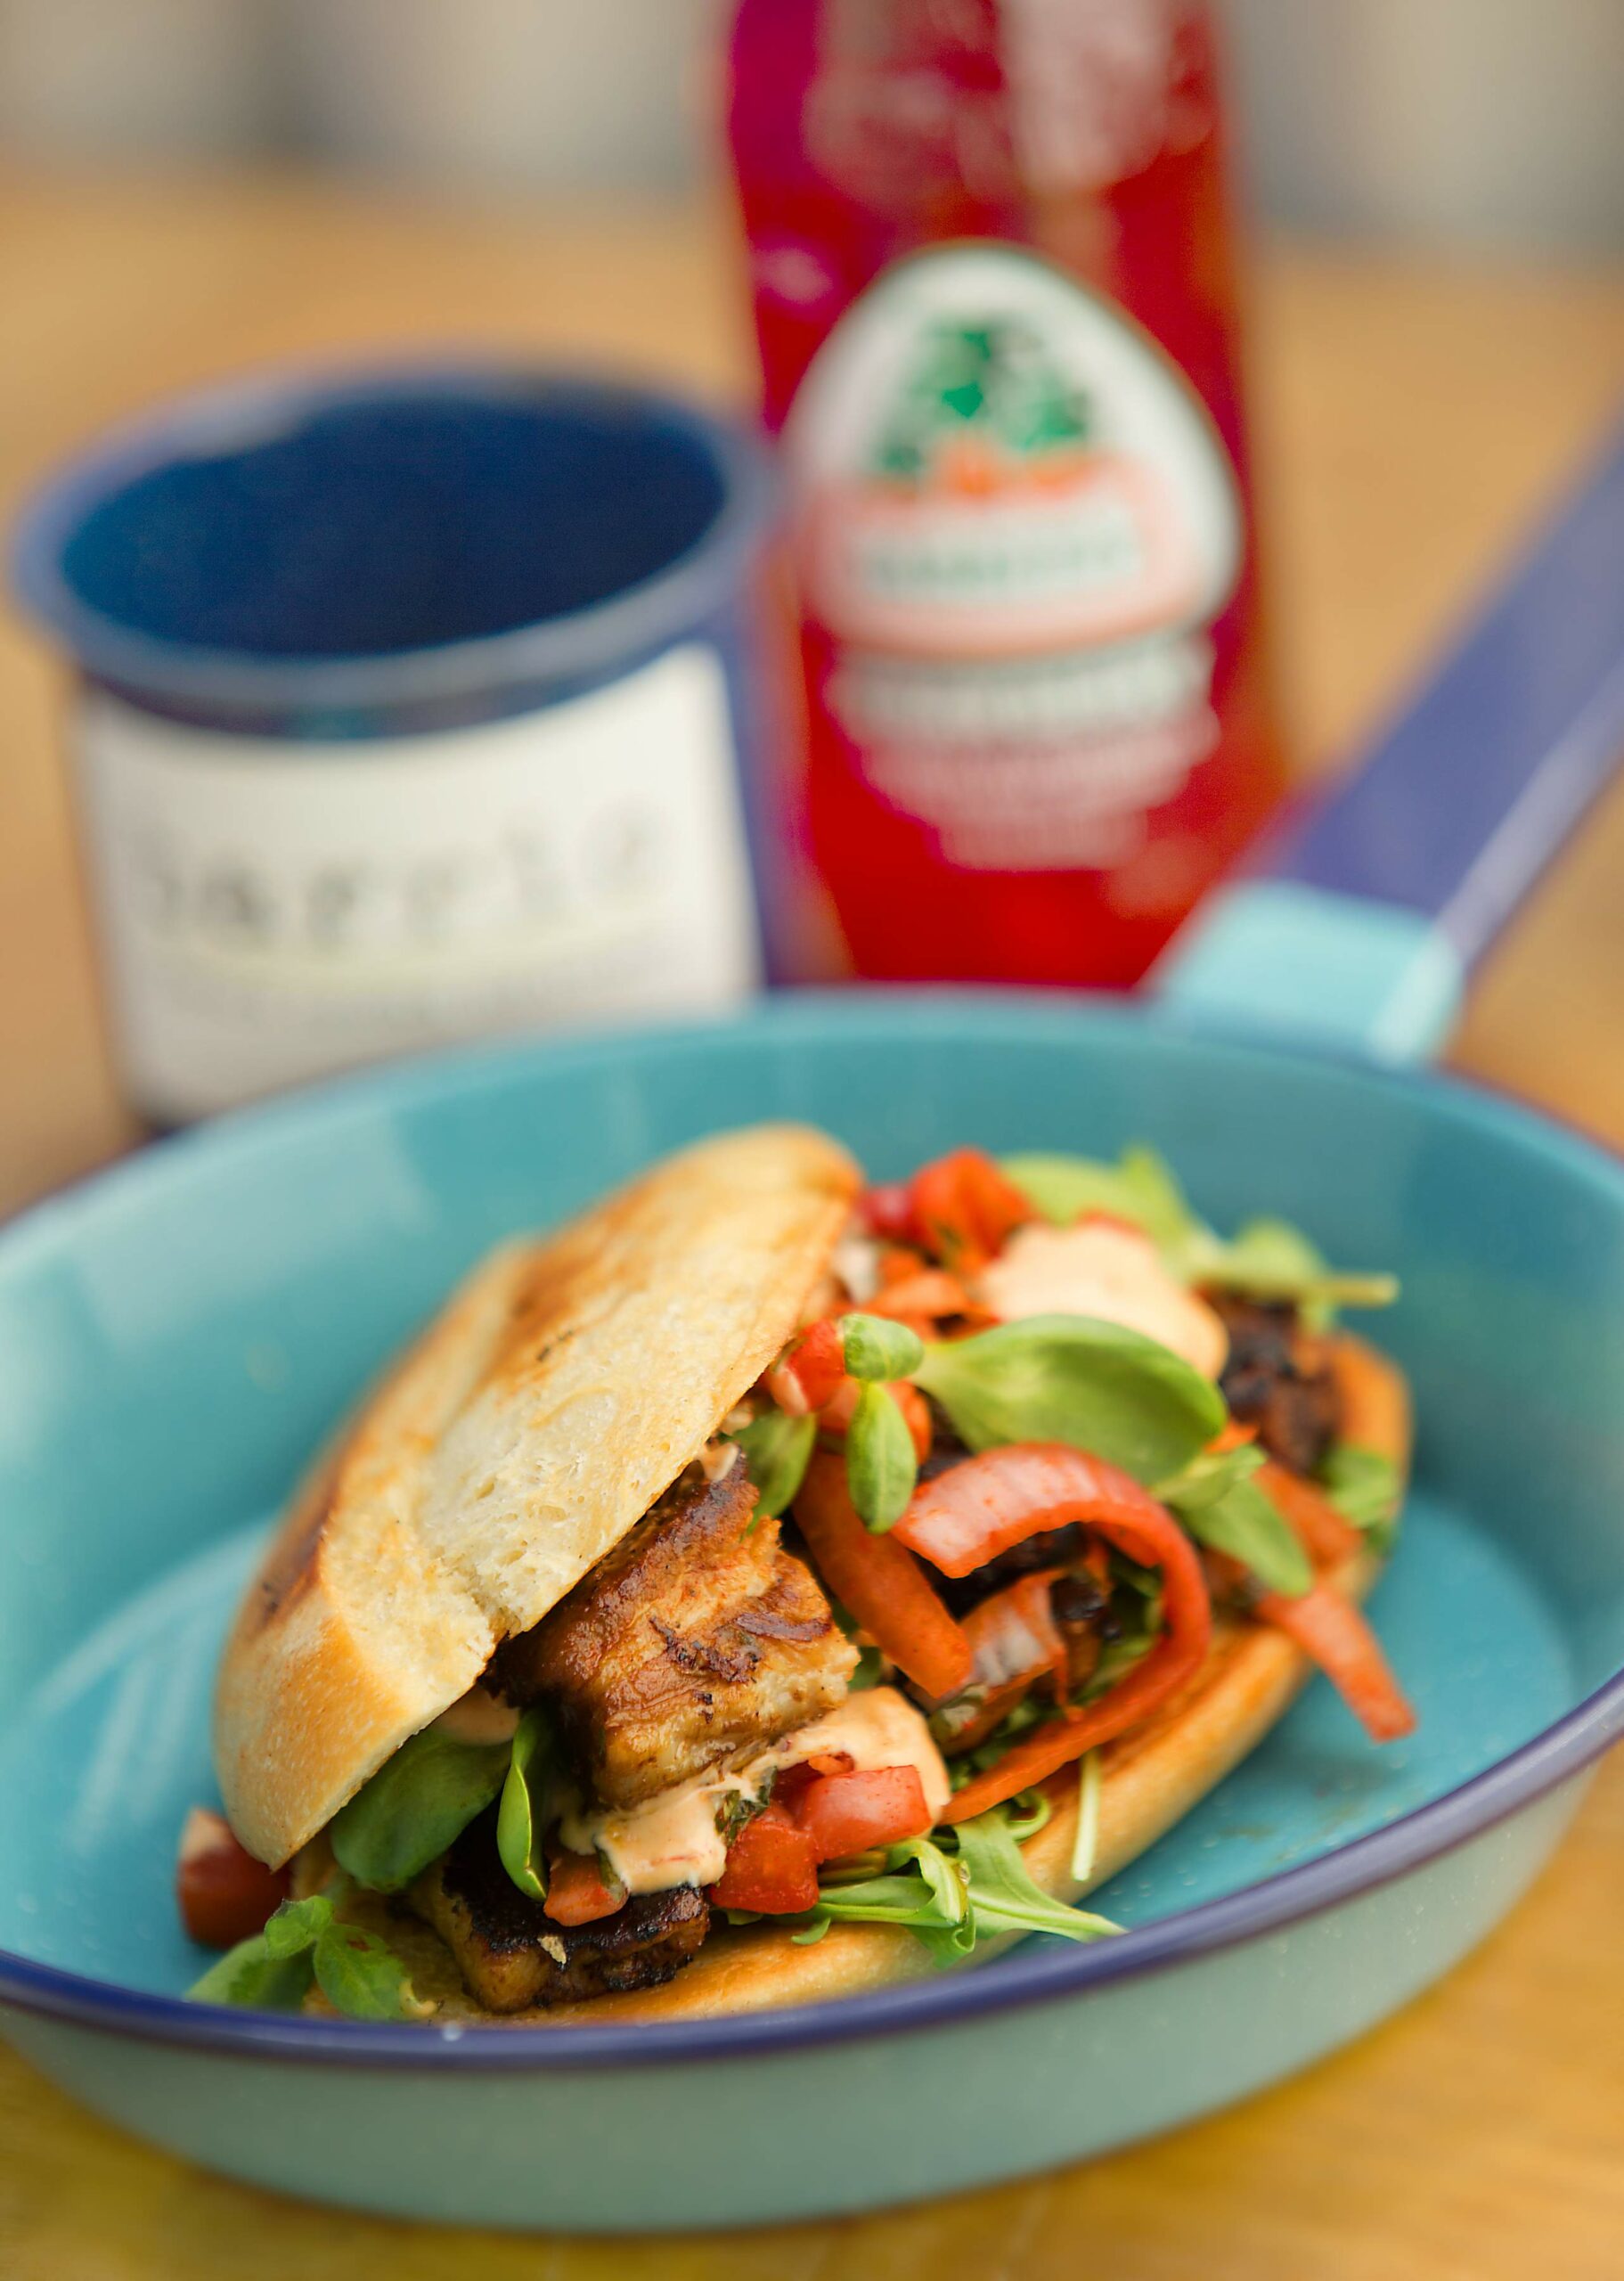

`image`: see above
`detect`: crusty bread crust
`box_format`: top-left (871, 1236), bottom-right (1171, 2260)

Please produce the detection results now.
top-left (216, 1124), bottom-right (861, 1868)
top-left (334, 1332), bottom-right (1410, 2025)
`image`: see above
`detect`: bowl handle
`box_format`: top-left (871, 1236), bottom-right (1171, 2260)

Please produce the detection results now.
top-left (1155, 421), bottom-right (1624, 1064)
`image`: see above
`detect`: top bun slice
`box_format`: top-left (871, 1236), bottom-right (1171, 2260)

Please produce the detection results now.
top-left (215, 1124), bottom-right (861, 1868)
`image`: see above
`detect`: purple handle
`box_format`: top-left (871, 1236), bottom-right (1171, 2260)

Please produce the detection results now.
top-left (1159, 420), bottom-right (1624, 1059)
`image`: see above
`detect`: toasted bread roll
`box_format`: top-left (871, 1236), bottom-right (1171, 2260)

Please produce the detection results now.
top-left (215, 1124), bottom-right (861, 1868)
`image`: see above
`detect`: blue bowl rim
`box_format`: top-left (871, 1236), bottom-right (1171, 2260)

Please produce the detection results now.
top-left (3, 989), bottom-right (1622, 2071)
top-left (9, 357), bottom-right (776, 719)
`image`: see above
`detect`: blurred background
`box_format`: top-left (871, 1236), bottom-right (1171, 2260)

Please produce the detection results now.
top-left (2, 0), bottom-right (1622, 1214)
top-left (0, 0), bottom-right (1620, 248)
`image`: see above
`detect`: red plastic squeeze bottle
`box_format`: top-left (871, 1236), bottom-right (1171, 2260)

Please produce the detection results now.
top-left (727, 0), bottom-right (1285, 988)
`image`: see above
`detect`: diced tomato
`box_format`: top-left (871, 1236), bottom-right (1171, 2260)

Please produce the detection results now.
top-left (794, 1449), bottom-right (973, 1698)
top-left (861, 1184), bottom-right (924, 1246)
top-left (909, 1149), bottom-right (1032, 1272)
top-left (790, 1766), bottom-right (932, 1862)
top-left (706, 1804), bottom-right (820, 1914)
top-left (765, 1317), bottom-right (847, 1416)
top-left (1254, 1582), bottom-right (1416, 1743)
top-left (175, 1806), bottom-right (290, 1950)
top-left (1259, 1461), bottom-right (1364, 1570)
top-left (543, 1845), bottom-right (624, 1926)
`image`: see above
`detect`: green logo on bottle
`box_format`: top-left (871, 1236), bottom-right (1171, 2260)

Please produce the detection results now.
top-left (871, 317), bottom-right (1094, 485)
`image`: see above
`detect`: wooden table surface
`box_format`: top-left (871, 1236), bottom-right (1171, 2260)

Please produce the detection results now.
top-left (2, 168), bottom-right (1622, 2280)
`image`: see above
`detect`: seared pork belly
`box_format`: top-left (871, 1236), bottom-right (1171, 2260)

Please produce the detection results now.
top-left (494, 1459), bottom-right (857, 1810)
top-left (411, 1807), bottom-right (711, 2012)
top-left (1212, 1295), bottom-right (1341, 1476)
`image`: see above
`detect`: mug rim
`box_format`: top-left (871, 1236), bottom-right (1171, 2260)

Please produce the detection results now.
top-left (10, 359), bottom-right (777, 723)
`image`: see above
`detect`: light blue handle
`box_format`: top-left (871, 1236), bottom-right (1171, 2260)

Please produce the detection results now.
top-left (1157, 421), bottom-right (1624, 1062)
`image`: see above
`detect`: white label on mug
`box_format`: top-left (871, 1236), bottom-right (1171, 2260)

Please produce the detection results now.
top-left (76, 645), bottom-right (761, 1121)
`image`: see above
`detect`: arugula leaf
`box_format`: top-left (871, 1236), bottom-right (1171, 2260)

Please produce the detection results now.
top-left (497, 1705), bottom-right (560, 1902)
top-left (841, 1312), bottom-right (927, 1382)
top-left (188, 1890), bottom-right (430, 2021)
top-left (790, 1835), bottom-right (975, 1959)
top-left (262, 1893), bottom-right (335, 1958)
top-left (1071, 1752), bottom-right (1103, 1884)
top-left (1152, 1438), bottom-right (1266, 1512)
top-left (187, 1934), bottom-right (316, 2012)
top-left (1003, 1148), bottom-right (1396, 1324)
top-left (845, 1382), bottom-right (919, 1532)
top-left (729, 1410), bottom-right (816, 1519)
top-left (951, 1809), bottom-right (1119, 1944)
top-left (1173, 1473), bottom-right (1313, 1597)
top-left (1322, 1442), bottom-right (1404, 1548)
top-left (312, 1920), bottom-right (434, 2022)
top-left (913, 1312), bottom-right (1223, 1484)
top-left (331, 1728), bottom-right (509, 1893)
top-left (1195, 1217), bottom-right (1398, 1325)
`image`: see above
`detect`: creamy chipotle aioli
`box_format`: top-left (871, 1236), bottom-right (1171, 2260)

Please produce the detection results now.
top-left (977, 1219), bottom-right (1228, 1380)
top-left (560, 1686), bottom-right (950, 1897)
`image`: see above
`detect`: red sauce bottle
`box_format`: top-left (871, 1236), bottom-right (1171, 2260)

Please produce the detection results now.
top-left (727, 0), bottom-right (1285, 988)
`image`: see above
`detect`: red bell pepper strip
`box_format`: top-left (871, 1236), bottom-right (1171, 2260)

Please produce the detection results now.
top-left (864, 1269), bottom-right (974, 1324)
top-left (175, 1807), bottom-right (291, 1950)
top-left (789, 1766), bottom-right (932, 1862)
top-left (909, 1148), bottom-right (1032, 1272)
top-left (894, 1443), bottom-right (1185, 1579)
top-left (919, 1448), bottom-right (1212, 1824)
top-left (956, 1566), bottom-right (1073, 1705)
top-left (543, 1845), bottom-right (624, 1926)
top-left (706, 1804), bottom-right (820, 1914)
top-left (1259, 1460), bottom-right (1364, 1570)
top-left (1253, 1582), bottom-right (1416, 1742)
top-left (765, 1316), bottom-right (847, 1415)
top-left (793, 1449), bottom-right (973, 1698)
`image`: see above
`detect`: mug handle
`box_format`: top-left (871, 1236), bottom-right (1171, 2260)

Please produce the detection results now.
top-left (1155, 421), bottom-right (1624, 1064)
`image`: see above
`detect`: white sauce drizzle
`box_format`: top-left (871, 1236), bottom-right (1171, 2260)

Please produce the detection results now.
top-left (977, 1219), bottom-right (1228, 1380)
top-left (560, 1687), bottom-right (950, 1897)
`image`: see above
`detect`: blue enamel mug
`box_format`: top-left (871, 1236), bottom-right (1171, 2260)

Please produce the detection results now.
top-left (11, 365), bottom-right (777, 1123)
top-left (0, 429), bottom-right (1620, 2230)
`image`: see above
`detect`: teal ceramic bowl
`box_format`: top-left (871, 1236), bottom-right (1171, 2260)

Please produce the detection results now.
top-left (2, 995), bottom-right (1622, 2230)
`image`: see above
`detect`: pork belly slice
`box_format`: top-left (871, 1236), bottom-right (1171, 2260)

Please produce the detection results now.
top-left (494, 1458), bottom-right (857, 1810)
top-left (410, 1806), bottom-right (711, 2012)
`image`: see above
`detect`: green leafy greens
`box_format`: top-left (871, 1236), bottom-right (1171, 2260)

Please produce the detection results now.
top-left (497, 1705), bottom-right (562, 1902)
top-left (775, 1808), bottom-right (1119, 1961)
top-left (1155, 1440), bottom-right (1312, 1598)
top-left (840, 1312), bottom-right (927, 1382)
top-left (845, 1380), bottom-right (919, 1531)
top-left (729, 1408), bottom-right (817, 1518)
top-left (1002, 1146), bottom-right (1397, 1324)
top-left (330, 1727), bottom-right (509, 1894)
top-left (912, 1312), bottom-right (1224, 1484)
top-left (187, 1893), bottom-right (431, 2021)
top-left (1322, 1442), bottom-right (1404, 1549)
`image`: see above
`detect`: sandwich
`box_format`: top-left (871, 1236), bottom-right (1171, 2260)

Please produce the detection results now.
top-left (179, 1124), bottom-right (1413, 2023)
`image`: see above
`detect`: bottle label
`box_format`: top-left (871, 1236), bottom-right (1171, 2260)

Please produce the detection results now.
top-left (77, 643), bottom-right (760, 1121)
top-left (786, 241), bottom-right (1241, 871)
